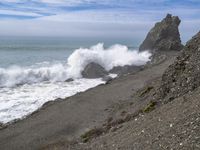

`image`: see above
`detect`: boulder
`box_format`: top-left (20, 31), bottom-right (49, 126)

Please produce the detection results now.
top-left (109, 65), bottom-right (142, 76)
top-left (65, 78), bottom-right (74, 82)
top-left (159, 31), bottom-right (200, 101)
top-left (82, 62), bottom-right (108, 79)
top-left (102, 76), bottom-right (113, 84)
top-left (139, 14), bottom-right (183, 52)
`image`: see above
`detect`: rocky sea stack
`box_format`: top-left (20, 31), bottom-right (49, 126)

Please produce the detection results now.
top-left (139, 14), bottom-right (183, 52)
top-left (1, 13), bottom-right (200, 150)
top-left (160, 31), bottom-right (200, 101)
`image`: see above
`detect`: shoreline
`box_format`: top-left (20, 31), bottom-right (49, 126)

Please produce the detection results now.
top-left (0, 81), bottom-right (108, 127)
top-left (0, 78), bottom-right (105, 125)
top-left (0, 51), bottom-right (178, 150)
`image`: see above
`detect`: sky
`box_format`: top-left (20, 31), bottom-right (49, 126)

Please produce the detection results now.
top-left (0, 0), bottom-right (200, 43)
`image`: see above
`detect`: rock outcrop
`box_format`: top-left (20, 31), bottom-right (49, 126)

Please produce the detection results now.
top-left (82, 63), bottom-right (143, 79)
top-left (159, 31), bottom-right (200, 101)
top-left (139, 14), bottom-right (183, 52)
top-left (81, 62), bottom-right (108, 79)
top-left (109, 65), bottom-right (142, 76)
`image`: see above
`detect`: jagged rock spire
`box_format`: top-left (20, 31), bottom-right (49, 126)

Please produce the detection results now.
top-left (139, 14), bottom-right (183, 52)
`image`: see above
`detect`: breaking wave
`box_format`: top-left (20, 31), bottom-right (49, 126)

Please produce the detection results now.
top-left (0, 43), bottom-right (151, 88)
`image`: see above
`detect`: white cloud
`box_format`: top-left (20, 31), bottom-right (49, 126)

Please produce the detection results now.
top-left (0, 9), bottom-right (43, 17)
top-left (0, 14), bottom-right (199, 44)
top-left (0, 19), bottom-right (153, 41)
top-left (39, 0), bottom-right (111, 6)
top-left (0, 0), bottom-right (199, 44)
top-left (38, 9), bottom-right (146, 23)
top-left (40, 0), bottom-right (78, 5)
top-left (36, 7), bottom-right (200, 25)
top-left (1, 0), bottom-right (20, 2)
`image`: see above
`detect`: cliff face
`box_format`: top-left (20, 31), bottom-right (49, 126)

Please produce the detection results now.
top-left (139, 14), bottom-right (183, 52)
top-left (160, 32), bottom-right (200, 101)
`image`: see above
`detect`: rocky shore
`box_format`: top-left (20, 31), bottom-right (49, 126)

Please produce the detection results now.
top-left (0, 14), bottom-right (200, 150)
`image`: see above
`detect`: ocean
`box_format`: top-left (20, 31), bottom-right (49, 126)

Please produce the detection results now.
top-left (0, 37), bottom-right (151, 124)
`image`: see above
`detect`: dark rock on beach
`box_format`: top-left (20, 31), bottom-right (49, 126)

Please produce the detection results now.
top-left (82, 62), bottom-right (142, 79)
top-left (65, 31), bottom-right (200, 150)
top-left (109, 65), bottom-right (142, 76)
top-left (82, 62), bottom-right (108, 78)
top-left (1, 15), bottom-right (200, 150)
top-left (102, 75), bottom-right (113, 84)
top-left (65, 78), bottom-right (74, 82)
top-left (139, 14), bottom-right (183, 52)
top-left (159, 31), bottom-right (200, 101)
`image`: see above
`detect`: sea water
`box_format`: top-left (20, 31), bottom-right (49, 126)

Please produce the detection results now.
top-left (0, 37), bottom-right (151, 123)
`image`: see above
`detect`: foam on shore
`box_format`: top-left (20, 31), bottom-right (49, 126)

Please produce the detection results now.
top-left (0, 43), bottom-right (151, 88)
top-left (0, 43), bottom-right (151, 123)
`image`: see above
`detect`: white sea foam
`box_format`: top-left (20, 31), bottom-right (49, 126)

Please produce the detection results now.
top-left (0, 63), bottom-right (69, 87)
top-left (67, 43), bottom-right (151, 78)
top-left (0, 43), bottom-right (151, 88)
top-left (0, 43), bottom-right (151, 123)
top-left (0, 79), bottom-right (104, 123)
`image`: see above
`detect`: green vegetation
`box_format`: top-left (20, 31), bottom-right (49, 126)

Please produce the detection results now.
top-left (143, 101), bottom-right (157, 113)
top-left (81, 128), bottom-right (104, 143)
top-left (139, 86), bottom-right (154, 97)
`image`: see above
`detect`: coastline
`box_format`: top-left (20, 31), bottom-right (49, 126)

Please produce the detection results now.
top-left (0, 51), bottom-right (178, 150)
top-left (0, 81), bottom-right (106, 127)
top-left (0, 0), bottom-right (199, 148)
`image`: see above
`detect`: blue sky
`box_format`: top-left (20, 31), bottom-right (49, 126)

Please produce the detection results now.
top-left (0, 0), bottom-right (199, 43)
